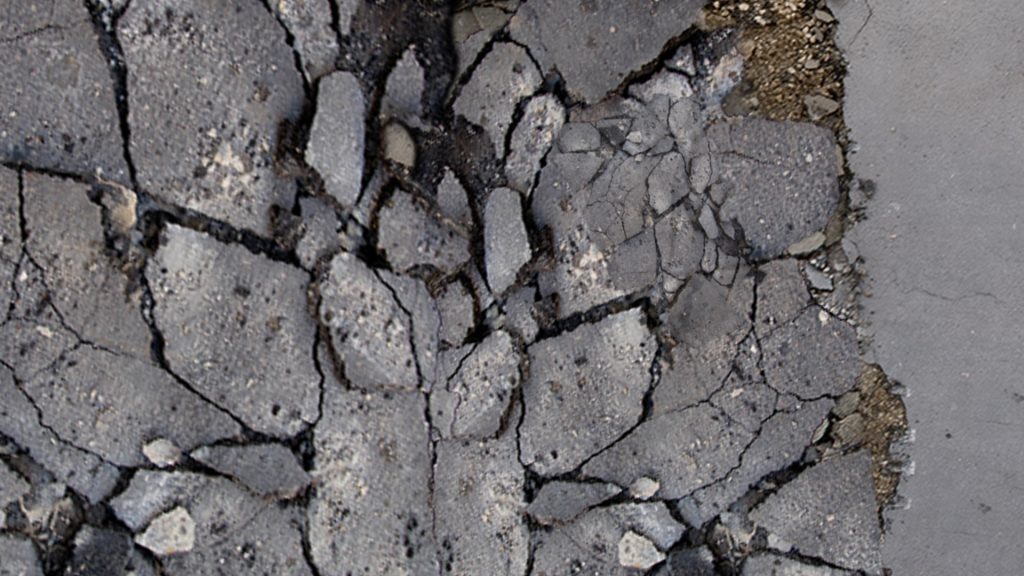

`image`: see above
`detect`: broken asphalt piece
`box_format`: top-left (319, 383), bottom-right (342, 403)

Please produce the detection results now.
top-left (520, 308), bottom-right (655, 476)
top-left (149, 224), bottom-right (320, 437)
top-left (0, 0), bottom-right (128, 183)
top-left (308, 385), bottom-right (435, 576)
top-left (0, 366), bottom-right (119, 504)
top-left (307, 70), bottom-right (365, 209)
top-left (112, 470), bottom-right (311, 575)
top-left (191, 443), bottom-right (310, 499)
top-left (804, 94), bottom-right (842, 122)
top-left (532, 502), bottom-right (684, 575)
top-left (527, 481), bottom-right (622, 526)
top-left (296, 196), bottom-right (342, 269)
top-left (750, 451), bottom-right (883, 574)
top-left (377, 189), bottom-right (470, 276)
top-left (120, 0), bottom-right (305, 235)
top-left (510, 0), bottom-right (704, 103)
top-left (434, 429), bottom-right (528, 576)
top-left (761, 308), bottom-right (860, 399)
top-left (430, 330), bottom-right (520, 440)
top-left (653, 546), bottom-right (718, 576)
top-left (270, 0), bottom-right (340, 81)
top-left (436, 281), bottom-right (475, 347)
top-left (711, 119), bottom-right (840, 260)
top-left (436, 167), bottom-right (473, 230)
top-left (451, 2), bottom-right (517, 79)
top-left (506, 95), bottom-right (565, 194)
top-left (618, 530), bottom-right (665, 570)
top-left (135, 506), bottom-right (196, 557)
top-left (320, 252), bottom-right (419, 390)
top-left (454, 42), bottom-right (541, 156)
top-left (484, 187), bottom-right (531, 295)
top-left (382, 45), bottom-right (426, 125)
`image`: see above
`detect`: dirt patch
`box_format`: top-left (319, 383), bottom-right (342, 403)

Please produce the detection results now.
top-left (857, 364), bottom-right (909, 512)
top-left (700, 0), bottom-right (845, 133)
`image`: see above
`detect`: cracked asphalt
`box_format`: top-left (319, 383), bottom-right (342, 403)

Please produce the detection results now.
top-left (0, 1), bottom-right (931, 575)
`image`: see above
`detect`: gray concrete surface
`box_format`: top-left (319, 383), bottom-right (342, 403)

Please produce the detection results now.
top-left (834, 0), bottom-right (1024, 573)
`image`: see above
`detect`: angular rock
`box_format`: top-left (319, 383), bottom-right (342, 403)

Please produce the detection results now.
top-left (761, 308), bottom-right (860, 399)
top-left (0, 534), bottom-right (43, 576)
top-left (270, 0), bottom-right (340, 80)
top-left (191, 444), bottom-right (310, 499)
top-left (629, 477), bottom-right (661, 500)
top-left (454, 42), bottom-right (541, 156)
top-left (66, 526), bottom-right (133, 576)
top-left (510, 0), bottom-right (703, 103)
top-left (142, 439), bottom-right (182, 468)
top-left (436, 167), bottom-right (473, 230)
top-left (111, 471), bottom-right (311, 575)
top-left (23, 346), bottom-right (241, 467)
top-left (711, 119), bottom-right (840, 259)
top-left (320, 252), bottom-right (419, 390)
top-left (533, 503), bottom-right (684, 575)
top-left (484, 187), bottom-right (531, 294)
top-left (431, 331), bottom-right (520, 439)
top-left (506, 95), bottom-right (565, 194)
top-left (135, 507), bottom-right (196, 557)
top-left (582, 404), bottom-right (753, 499)
top-left (307, 71), bottom-right (365, 208)
top-left (437, 282), bottom-right (475, 347)
top-left (0, 365), bottom-right (119, 503)
top-left (149, 225), bottom-right (320, 437)
top-left (618, 531), bottom-right (665, 570)
top-left (382, 46), bottom-right (425, 124)
top-left (452, 3), bottom-right (517, 78)
top-left (787, 231), bottom-right (827, 256)
top-left (120, 0), bottom-right (305, 234)
top-left (434, 431), bottom-right (528, 576)
top-left (520, 308), bottom-right (655, 475)
top-left (667, 45), bottom-right (698, 76)
top-left (527, 481), bottom-right (621, 526)
top-left (0, 0), bottom-right (128, 182)
top-left (377, 190), bottom-right (470, 275)
top-left (308, 386), bottom-right (435, 576)
top-left (22, 173), bottom-right (151, 359)
top-left (750, 451), bottom-right (883, 574)
top-left (647, 151), bottom-right (690, 214)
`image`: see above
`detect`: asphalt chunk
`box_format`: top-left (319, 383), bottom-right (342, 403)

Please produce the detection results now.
top-left (307, 71), bottom-right (366, 209)
top-left (149, 225), bottom-right (320, 437)
top-left (120, 0), bottom-right (305, 234)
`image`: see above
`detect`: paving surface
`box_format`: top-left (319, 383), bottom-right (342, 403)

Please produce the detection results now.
top-left (834, 0), bottom-right (1024, 574)
top-left (0, 1), bottom-right (918, 574)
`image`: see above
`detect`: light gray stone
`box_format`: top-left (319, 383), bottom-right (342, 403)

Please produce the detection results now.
top-left (382, 46), bottom-right (425, 124)
top-left (136, 506), bottom-right (196, 557)
top-left (270, 0), bottom-right (340, 80)
top-left (485, 187), bottom-right (531, 295)
top-left (520, 308), bottom-right (655, 475)
top-left (191, 443), bottom-right (310, 499)
top-left (307, 71), bottom-right (365, 208)
top-left (437, 167), bottom-right (473, 230)
top-left (0, 534), bottom-right (43, 576)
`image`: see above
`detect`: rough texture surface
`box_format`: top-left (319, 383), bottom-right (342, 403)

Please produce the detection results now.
top-left (120, 0), bottom-right (305, 234)
top-left (307, 71), bottom-right (365, 209)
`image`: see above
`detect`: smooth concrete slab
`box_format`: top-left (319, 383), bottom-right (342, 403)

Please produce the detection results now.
top-left (834, 0), bottom-right (1024, 573)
